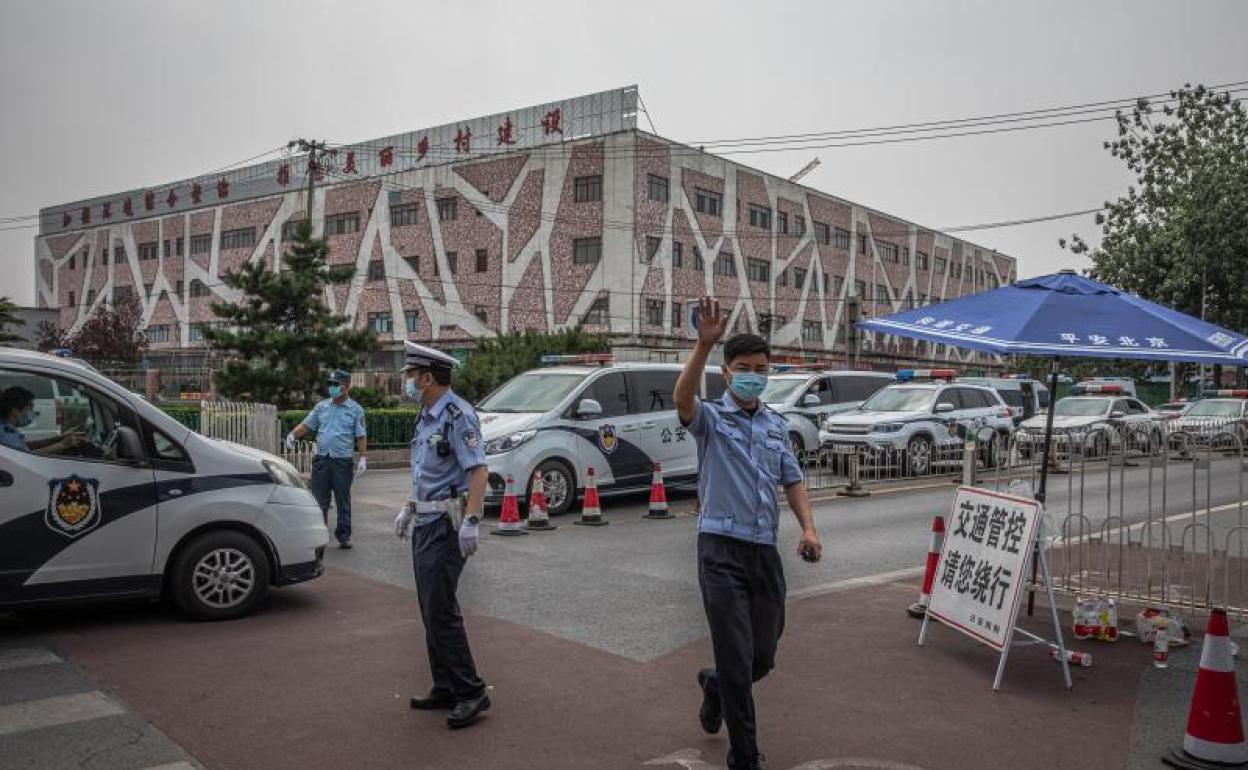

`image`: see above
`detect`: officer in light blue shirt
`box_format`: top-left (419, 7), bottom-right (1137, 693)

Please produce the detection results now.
top-left (392, 341), bottom-right (491, 730)
top-left (286, 370), bottom-right (367, 548)
top-left (673, 297), bottom-right (823, 770)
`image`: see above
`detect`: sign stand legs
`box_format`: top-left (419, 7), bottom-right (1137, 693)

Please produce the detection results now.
top-left (991, 518), bottom-right (1071, 691)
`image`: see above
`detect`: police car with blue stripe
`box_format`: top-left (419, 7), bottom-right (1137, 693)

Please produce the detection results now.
top-left (759, 367), bottom-right (893, 457)
top-left (0, 348), bottom-right (329, 620)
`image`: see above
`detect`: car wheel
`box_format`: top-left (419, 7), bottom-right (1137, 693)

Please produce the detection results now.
top-left (905, 436), bottom-right (932, 476)
top-left (170, 530), bottom-right (270, 621)
top-left (789, 431), bottom-right (805, 459)
top-left (534, 459), bottom-right (575, 517)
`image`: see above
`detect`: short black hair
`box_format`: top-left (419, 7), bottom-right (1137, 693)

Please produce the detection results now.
top-left (415, 367), bottom-right (452, 387)
top-left (0, 386), bottom-right (34, 416)
top-left (723, 333), bottom-right (770, 364)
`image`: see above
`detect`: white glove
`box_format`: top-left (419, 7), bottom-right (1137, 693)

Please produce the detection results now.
top-left (356, 455), bottom-right (368, 476)
top-left (284, 431), bottom-right (296, 450)
top-left (458, 519), bottom-right (480, 558)
top-left (395, 506), bottom-right (414, 540)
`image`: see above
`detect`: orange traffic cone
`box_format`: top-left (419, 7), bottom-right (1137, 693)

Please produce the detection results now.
top-left (524, 470), bottom-right (557, 531)
top-left (574, 466), bottom-right (608, 526)
top-left (491, 475), bottom-right (529, 537)
top-left (644, 463), bottom-right (672, 520)
top-left (908, 516), bottom-right (945, 618)
top-left (1165, 609), bottom-right (1248, 768)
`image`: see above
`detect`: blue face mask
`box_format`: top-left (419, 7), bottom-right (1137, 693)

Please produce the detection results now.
top-left (16, 407), bottom-right (34, 428)
top-left (327, 384), bottom-right (343, 399)
top-left (728, 372), bottom-right (768, 402)
top-left (404, 378), bottom-right (419, 400)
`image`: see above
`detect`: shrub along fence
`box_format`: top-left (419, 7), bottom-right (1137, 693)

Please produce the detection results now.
top-left (158, 403), bottom-right (419, 449)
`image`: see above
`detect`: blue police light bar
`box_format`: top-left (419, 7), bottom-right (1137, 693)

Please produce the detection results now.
top-left (52, 348), bottom-right (73, 358)
top-left (896, 368), bottom-right (958, 381)
top-left (1071, 383), bottom-right (1125, 394)
top-left (1000, 373), bottom-right (1032, 380)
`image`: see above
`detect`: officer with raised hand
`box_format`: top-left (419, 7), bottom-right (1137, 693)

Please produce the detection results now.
top-left (673, 296), bottom-right (823, 770)
top-left (393, 341), bottom-right (491, 730)
top-left (287, 369), bottom-right (367, 549)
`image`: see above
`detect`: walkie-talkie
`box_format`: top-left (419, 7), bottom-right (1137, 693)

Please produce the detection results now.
top-left (437, 420), bottom-right (452, 457)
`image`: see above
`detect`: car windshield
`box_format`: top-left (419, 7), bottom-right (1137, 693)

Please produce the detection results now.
top-left (1157, 403), bottom-right (1187, 413)
top-left (477, 372), bottom-right (586, 413)
top-left (861, 386), bottom-right (935, 412)
top-left (1187, 400), bottom-right (1243, 418)
top-left (761, 378), bottom-right (809, 404)
top-left (1054, 398), bottom-right (1109, 417)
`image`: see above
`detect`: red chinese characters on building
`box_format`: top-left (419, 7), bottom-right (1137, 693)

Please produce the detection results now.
top-left (144, 192), bottom-right (156, 211)
top-left (343, 151), bottom-right (357, 174)
top-left (217, 178), bottom-right (229, 199)
top-left (379, 146), bottom-right (394, 168)
top-left (62, 212), bottom-right (71, 228)
top-left (166, 190), bottom-right (178, 208)
top-left (80, 207), bottom-right (90, 225)
top-left (497, 116), bottom-right (516, 146)
top-left (416, 136), bottom-right (429, 162)
top-left (454, 127), bottom-right (472, 153)
top-left (191, 183), bottom-right (203, 204)
top-left (542, 108), bottom-right (563, 135)
top-left (102, 202), bottom-right (112, 219)
top-left (277, 163), bottom-right (291, 186)
top-left (123, 198), bottom-right (133, 217)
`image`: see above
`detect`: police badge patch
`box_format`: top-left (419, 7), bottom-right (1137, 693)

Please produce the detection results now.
top-left (46, 475), bottom-right (102, 539)
top-left (598, 424), bottom-right (619, 455)
top-left (463, 429), bottom-right (479, 449)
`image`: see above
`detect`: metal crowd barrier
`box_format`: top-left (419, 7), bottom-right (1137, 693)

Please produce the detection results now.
top-left (199, 399), bottom-right (280, 455)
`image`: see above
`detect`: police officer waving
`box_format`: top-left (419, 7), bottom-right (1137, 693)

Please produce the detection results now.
top-left (394, 341), bottom-right (492, 729)
top-left (673, 297), bottom-right (823, 770)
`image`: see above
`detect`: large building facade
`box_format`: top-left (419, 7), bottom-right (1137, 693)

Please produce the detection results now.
top-left (35, 86), bottom-right (1015, 368)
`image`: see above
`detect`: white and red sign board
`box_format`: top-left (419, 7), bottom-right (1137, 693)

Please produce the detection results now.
top-left (926, 486), bottom-right (1041, 651)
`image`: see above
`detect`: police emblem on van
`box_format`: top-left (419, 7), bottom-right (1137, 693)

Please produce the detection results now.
top-left (45, 475), bottom-right (102, 539)
top-left (599, 424), bottom-right (619, 454)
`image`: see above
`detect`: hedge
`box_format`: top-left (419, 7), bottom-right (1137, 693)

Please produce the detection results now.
top-left (158, 404), bottom-right (419, 448)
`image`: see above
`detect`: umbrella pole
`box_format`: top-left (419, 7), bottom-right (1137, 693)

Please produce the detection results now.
top-left (1028, 359), bottom-right (1061, 617)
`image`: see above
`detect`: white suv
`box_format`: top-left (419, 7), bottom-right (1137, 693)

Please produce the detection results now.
top-left (761, 370), bottom-right (893, 456)
top-left (818, 379), bottom-right (1013, 475)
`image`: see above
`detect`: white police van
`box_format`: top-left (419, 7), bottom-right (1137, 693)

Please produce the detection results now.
top-left (477, 355), bottom-right (726, 515)
top-left (761, 370), bottom-right (893, 456)
top-left (0, 348), bottom-right (329, 620)
top-left (956, 374), bottom-right (1050, 426)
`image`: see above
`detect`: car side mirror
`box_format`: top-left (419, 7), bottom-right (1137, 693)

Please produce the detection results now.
top-left (575, 399), bottom-right (603, 419)
top-left (114, 425), bottom-right (146, 461)
top-left (801, 393), bottom-right (821, 407)
top-left (1109, 410), bottom-right (1126, 419)
top-left (935, 402), bottom-right (955, 414)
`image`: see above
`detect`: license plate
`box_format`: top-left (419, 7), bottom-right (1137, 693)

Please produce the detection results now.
top-left (832, 444), bottom-right (858, 455)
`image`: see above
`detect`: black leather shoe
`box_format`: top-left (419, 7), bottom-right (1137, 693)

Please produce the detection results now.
top-left (697, 668), bottom-right (721, 734)
top-left (446, 692), bottom-right (491, 729)
top-left (337, 540), bottom-right (353, 550)
top-left (727, 750), bottom-right (766, 770)
top-left (409, 690), bottom-right (455, 710)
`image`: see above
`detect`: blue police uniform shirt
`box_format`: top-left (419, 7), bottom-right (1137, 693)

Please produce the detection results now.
top-left (410, 389), bottom-right (486, 527)
top-left (686, 390), bottom-right (804, 546)
top-left (301, 397), bottom-right (366, 459)
top-left (0, 421), bottom-right (27, 451)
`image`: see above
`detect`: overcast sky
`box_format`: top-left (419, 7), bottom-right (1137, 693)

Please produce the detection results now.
top-left (2, 0), bottom-right (1246, 306)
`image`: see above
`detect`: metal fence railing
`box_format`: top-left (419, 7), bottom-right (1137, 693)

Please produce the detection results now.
top-left (200, 400), bottom-right (280, 455)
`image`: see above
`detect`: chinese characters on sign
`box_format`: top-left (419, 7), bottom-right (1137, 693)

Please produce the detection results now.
top-left (379, 146), bottom-right (394, 168)
top-left (497, 116), bottom-right (516, 145)
top-left (454, 127), bottom-right (472, 153)
top-left (914, 317), bottom-right (993, 335)
top-left (926, 487), bottom-right (1041, 651)
top-left (542, 108), bottom-right (563, 135)
top-left (1058, 331), bottom-right (1169, 348)
top-left (343, 151), bottom-right (357, 174)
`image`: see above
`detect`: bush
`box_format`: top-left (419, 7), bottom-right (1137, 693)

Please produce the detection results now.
top-left (345, 385), bottom-right (393, 409)
top-left (159, 404), bottom-right (201, 431)
top-left (279, 407), bottom-right (420, 449)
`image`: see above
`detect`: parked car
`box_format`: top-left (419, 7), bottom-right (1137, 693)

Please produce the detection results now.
top-left (1155, 400), bottom-right (1194, 419)
top-left (1169, 391), bottom-right (1248, 451)
top-left (1016, 394), bottom-right (1164, 458)
top-left (957, 375), bottom-right (1049, 425)
top-left (1072, 378), bottom-right (1138, 398)
top-left (761, 370), bottom-right (893, 456)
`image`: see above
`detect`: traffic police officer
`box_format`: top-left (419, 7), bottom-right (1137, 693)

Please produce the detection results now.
top-left (286, 369), bottom-right (368, 549)
top-left (393, 341), bottom-right (491, 729)
top-left (673, 297), bottom-right (823, 770)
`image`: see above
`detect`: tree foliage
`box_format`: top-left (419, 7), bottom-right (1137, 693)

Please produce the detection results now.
top-left (1062, 84), bottom-right (1248, 333)
top-left (62, 296), bottom-right (147, 364)
top-left (0, 296), bottom-right (25, 344)
top-left (452, 328), bottom-right (611, 403)
top-left (204, 222), bottom-right (378, 409)
top-left (33, 320), bottom-right (64, 351)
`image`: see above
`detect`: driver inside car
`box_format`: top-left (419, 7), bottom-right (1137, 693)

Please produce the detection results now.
top-left (0, 386), bottom-right (84, 454)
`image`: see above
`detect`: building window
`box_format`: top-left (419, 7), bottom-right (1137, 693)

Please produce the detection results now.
top-left (935, 256), bottom-right (947, 274)
top-left (404, 255), bottom-right (420, 273)
top-left (748, 204), bottom-right (771, 230)
top-left (901, 246), bottom-right (910, 266)
top-left (574, 175), bottom-right (603, 203)
top-left (391, 202), bottom-right (419, 227)
top-left (324, 213), bottom-right (359, 236)
top-left (368, 312), bottom-right (393, 333)
top-left (952, 263), bottom-right (962, 279)
top-left (918, 293), bottom-right (928, 305)
top-left (801, 320), bottom-right (823, 343)
top-left (643, 236), bottom-right (661, 264)
top-left (163, 238), bottom-right (184, 258)
top-left (220, 227), bottom-right (256, 250)
top-left (445, 252), bottom-right (458, 275)
top-left (823, 272), bottom-right (830, 293)
top-left (68, 254), bottom-right (75, 270)
top-left (645, 299), bottom-right (663, 326)
top-left (671, 301), bottom-right (682, 329)
top-left (281, 220), bottom-right (307, 241)
top-left (190, 233), bottom-right (212, 255)
top-left (878, 241), bottom-right (898, 263)
top-left (777, 211), bottom-right (788, 234)
top-left (916, 251), bottom-right (930, 270)
top-left (139, 242), bottom-right (159, 261)
top-left (573, 237), bottom-right (602, 265)
top-left (189, 324), bottom-right (204, 343)
top-left (437, 198), bottom-right (457, 221)
top-left (833, 227), bottom-right (851, 250)
top-left (694, 188), bottom-right (722, 217)
top-left (100, 248), bottom-right (109, 266)
top-left (814, 221), bottom-right (830, 245)
top-left (853, 279), bottom-right (866, 297)
top-left (796, 215), bottom-right (807, 237)
top-left (144, 282), bottom-right (153, 296)
top-left (778, 268), bottom-right (788, 288)
top-left (647, 174), bottom-right (669, 203)
top-left (693, 246), bottom-right (704, 272)
top-left (474, 248), bottom-right (489, 273)
top-left (584, 296), bottom-right (609, 325)
top-left (794, 267), bottom-right (807, 290)
top-left (857, 233), bottom-right (869, 255)
top-left (405, 309), bottom-right (420, 331)
top-left (672, 241), bottom-right (683, 268)
top-left (189, 280), bottom-right (209, 298)
top-left (114, 286), bottom-right (132, 303)
top-left (175, 280), bottom-right (184, 298)
top-left (875, 283), bottom-right (889, 303)
top-left (746, 258), bottom-right (770, 283)
top-left (713, 252), bottom-right (736, 277)
top-left (86, 289), bottom-right (95, 305)
top-left (368, 260), bottom-right (385, 281)
top-left (68, 290), bottom-right (76, 307)
top-left (833, 275), bottom-right (845, 295)
top-left (474, 306), bottom-right (488, 324)
top-left (147, 325), bottom-right (170, 343)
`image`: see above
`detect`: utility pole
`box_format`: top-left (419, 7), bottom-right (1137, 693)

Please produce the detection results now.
top-left (287, 139), bottom-right (337, 224)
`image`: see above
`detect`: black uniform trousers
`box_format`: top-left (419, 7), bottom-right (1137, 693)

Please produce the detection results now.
top-left (413, 517), bottom-right (485, 700)
top-left (698, 532), bottom-right (786, 766)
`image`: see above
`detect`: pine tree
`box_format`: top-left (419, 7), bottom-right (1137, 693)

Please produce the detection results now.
top-left (0, 296), bottom-right (25, 344)
top-left (204, 222), bottom-right (378, 409)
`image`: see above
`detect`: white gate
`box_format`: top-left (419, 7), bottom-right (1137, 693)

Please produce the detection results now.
top-left (199, 400), bottom-right (280, 455)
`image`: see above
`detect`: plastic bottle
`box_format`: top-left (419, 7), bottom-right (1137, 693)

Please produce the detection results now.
top-left (1154, 618), bottom-right (1171, 669)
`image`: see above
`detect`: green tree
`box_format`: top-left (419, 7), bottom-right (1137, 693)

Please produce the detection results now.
top-left (452, 328), bottom-right (611, 402)
top-left (33, 320), bottom-right (64, 351)
top-left (63, 296), bottom-right (147, 365)
top-left (204, 222), bottom-right (377, 409)
top-left (1062, 84), bottom-right (1248, 333)
top-left (0, 296), bottom-right (25, 344)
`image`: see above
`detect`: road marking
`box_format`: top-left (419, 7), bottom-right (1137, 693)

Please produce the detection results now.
top-left (1051, 498), bottom-right (1248, 547)
top-left (645, 748), bottom-right (927, 770)
top-left (143, 763), bottom-right (198, 770)
top-left (789, 567), bottom-right (924, 602)
top-left (0, 691), bottom-right (125, 736)
top-left (0, 648), bottom-right (61, 672)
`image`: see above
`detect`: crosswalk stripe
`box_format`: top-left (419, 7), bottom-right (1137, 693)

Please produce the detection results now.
top-left (0, 648), bottom-right (62, 672)
top-left (0, 691), bottom-right (125, 736)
